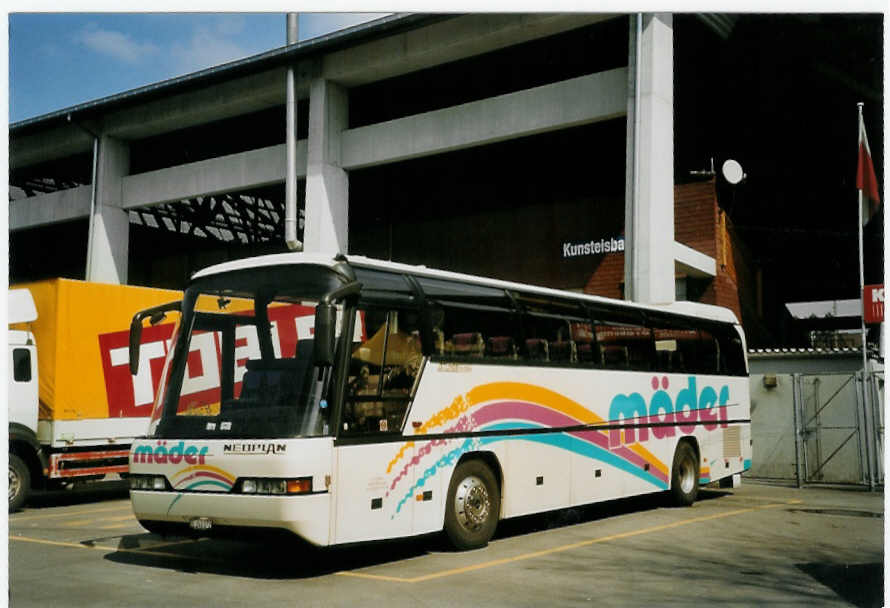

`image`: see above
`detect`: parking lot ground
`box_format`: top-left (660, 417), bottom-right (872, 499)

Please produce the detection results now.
top-left (9, 481), bottom-right (884, 607)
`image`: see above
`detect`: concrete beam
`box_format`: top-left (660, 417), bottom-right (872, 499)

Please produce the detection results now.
top-left (9, 186), bottom-right (92, 230)
top-left (100, 67), bottom-right (292, 141)
top-left (11, 142), bottom-right (302, 230)
top-left (341, 68), bottom-right (627, 170)
top-left (10, 125), bottom-right (94, 170)
top-left (324, 14), bottom-right (619, 86)
top-left (121, 143), bottom-right (302, 209)
top-left (11, 68), bottom-right (293, 170)
top-left (12, 15), bottom-right (619, 169)
top-left (673, 241), bottom-right (716, 278)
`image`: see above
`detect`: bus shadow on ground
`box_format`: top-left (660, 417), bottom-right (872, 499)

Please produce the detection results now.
top-left (102, 488), bottom-right (733, 579)
top-left (18, 482), bottom-right (129, 510)
top-left (492, 488), bottom-right (731, 542)
top-left (103, 533), bottom-right (432, 579)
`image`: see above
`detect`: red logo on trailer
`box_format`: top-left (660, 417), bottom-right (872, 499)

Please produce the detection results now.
top-left (97, 304), bottom-right (316, 418)
top-left (864, 284), bottom-right (884, 324)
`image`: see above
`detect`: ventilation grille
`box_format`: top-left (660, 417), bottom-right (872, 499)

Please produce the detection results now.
top-left (723, 427), bottom-right (742, 458)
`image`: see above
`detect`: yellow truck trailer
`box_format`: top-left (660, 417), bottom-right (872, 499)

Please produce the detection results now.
top-left (8, 279), bottom-right (183, 510)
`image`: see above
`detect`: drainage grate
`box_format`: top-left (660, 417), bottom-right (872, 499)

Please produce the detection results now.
top-left (787, 508), bottom-right (883, 519)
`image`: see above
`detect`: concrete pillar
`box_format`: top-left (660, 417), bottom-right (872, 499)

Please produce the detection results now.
top-left (304, 79), bottom-right (349, 254)
top-left (86, 135), bottom-right (130, 284)
top-left (624, 13), bottom-right (675, 304)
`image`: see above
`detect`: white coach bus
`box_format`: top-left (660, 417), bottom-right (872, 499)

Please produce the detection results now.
top-left (128, 253), bottom-right (751, 549)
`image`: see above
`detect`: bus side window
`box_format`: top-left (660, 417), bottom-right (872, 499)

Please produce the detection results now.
top-left (344, 307), bottom-right (418, 434)
top-left (516, 296), bottom-right (586, 366)
top-left (435, 302), bottom-right (519, 362)
top-left (653, 327), bottom-right (699, 374)
top-left (698, 331), bottom-right (720, 375)
top-left (717, 327), bottom-right (747, 375)
top-left (594, 324), bottom-right (654, 371)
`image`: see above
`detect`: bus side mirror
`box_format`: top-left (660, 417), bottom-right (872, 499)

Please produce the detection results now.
top-left (314, 304), bottom-right (336, 367)
top-left (129, 301), bottom-right (181, 375)
top-left (129, 316), bottom-right (144, 376)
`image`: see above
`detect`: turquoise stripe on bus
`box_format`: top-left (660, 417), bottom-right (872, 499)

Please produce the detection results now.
top-left (479, 422), bottom-right (669, 490)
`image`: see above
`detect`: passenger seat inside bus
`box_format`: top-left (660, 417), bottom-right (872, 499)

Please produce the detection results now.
top-left (548, 340), bottom-right (577, 363)
top-left (602, 345), bottom-right (628, 369)
top-left (449, 332), bottom-right (485, 357)
top-left (525, 338), bottom-right (549, 361)
top-left (486, 336), bottom-right (517, 358)
top-left (571, 325), bottom-right (595, 363)
top-left (235, 341), bottom-right (315, 408)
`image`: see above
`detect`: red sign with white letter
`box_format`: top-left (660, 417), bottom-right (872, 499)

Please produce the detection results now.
top-left (864, 284), bottom-right (884, 324)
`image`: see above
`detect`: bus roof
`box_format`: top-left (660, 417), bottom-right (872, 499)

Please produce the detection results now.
top-left (191, 252), bottom-right (741, 326)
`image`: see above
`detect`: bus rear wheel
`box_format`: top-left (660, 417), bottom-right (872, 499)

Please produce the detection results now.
top-left (669, 442), bottom-right (699, 507)
top-left (444, 460), bottom-right (500, 550)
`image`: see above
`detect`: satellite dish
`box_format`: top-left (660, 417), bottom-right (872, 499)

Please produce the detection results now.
top-left (722, 159), bottom-right (745, 185)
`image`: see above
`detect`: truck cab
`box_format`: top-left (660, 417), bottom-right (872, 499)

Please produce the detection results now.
top-left (8, 289), bottom-right (43, 511)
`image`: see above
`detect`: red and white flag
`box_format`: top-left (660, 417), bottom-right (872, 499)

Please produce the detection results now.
top-left (857, 112), bottom-right (881, 225)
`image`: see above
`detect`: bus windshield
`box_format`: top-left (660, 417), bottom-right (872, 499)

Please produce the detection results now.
top-left (150, 265), bottom-right (347, 440)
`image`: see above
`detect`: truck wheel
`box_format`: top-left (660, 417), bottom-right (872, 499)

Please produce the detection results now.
top-left (669, 441), bottom-right (699, 507)
top-left (444, 460), bottom-right (500, 550)
top-left (9, 454), bottom-right (30, 512)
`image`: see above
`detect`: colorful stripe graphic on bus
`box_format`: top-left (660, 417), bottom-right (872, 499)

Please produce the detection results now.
top-left (385, 377), bottom-right (731, 516)
top-left (170, 464), bottom-right (236, 492)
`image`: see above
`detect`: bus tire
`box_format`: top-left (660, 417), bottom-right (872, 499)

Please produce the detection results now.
top-left (9, 453), bottom-right (30, 512)
top-left (669, 441), bottom-right (699, 507)
top-left (444, 460), bottom-right (500, 550)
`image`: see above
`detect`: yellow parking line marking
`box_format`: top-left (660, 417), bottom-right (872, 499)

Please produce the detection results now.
top-left (336, 499), bottom-right (803, 583)
top-left (61, 519), bottom-right (101, 527)
top-left (98, 523), bottom-right (136, 530)
top-left (137, 538), bottom-right (201, 550)
top-left (337, 571), bottom-right (411, 583)
top-left (9, 534), bottom-right (218, 562)
top-left (11, 504), bottom-right (131, 523)
top-left (57, 514), bottom-right (135, 528)
top-left (105, 514), bottom-right (137, 522)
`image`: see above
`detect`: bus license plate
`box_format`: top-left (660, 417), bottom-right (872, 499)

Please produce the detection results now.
top-left (189, 517), bottom-right (213, 531)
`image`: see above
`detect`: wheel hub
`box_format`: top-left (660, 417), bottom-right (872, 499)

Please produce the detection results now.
top-left (9, 465), bottom-right (21, 503)
top-left (455, 475), bottom-right (491, 531)
top-left (678, 459), bottom-right (695, 494)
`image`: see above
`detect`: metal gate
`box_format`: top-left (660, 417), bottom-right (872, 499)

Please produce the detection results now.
top-left (791, 371), bottom-right (883, 488)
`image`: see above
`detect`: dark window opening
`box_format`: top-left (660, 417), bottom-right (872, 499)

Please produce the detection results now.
top-left (13, 348), bottom-right (32, 383)
top-left (349, 17), bottom-right (628, 128)
top-left (129, 105), bottom-right (299, 174)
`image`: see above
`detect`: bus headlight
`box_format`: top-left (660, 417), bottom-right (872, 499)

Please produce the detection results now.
top-left (130, 475), bottom-right (168, 491)
top-left (237, 477), bottom-right (312, 495)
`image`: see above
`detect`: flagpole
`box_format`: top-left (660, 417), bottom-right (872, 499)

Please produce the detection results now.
top-left (857, 104), bottom-right (867, 358)
top-left (856, 102), bottom-right (874, 490)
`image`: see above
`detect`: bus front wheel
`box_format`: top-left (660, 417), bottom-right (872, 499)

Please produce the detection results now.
top-left (444, 460), bottom-right (500, 550)
top-left (669, 441), bottom-right (699, 507)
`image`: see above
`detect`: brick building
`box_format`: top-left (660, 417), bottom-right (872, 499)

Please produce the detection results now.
top-left (585, 179), bottom-right (767, 342)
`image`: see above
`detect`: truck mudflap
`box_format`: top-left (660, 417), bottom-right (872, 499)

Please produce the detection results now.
top-left (48, 449), bottom-right (130, 478)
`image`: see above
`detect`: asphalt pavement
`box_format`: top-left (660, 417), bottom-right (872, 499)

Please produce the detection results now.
top-left (8, 480), bottom-right (884, 607)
